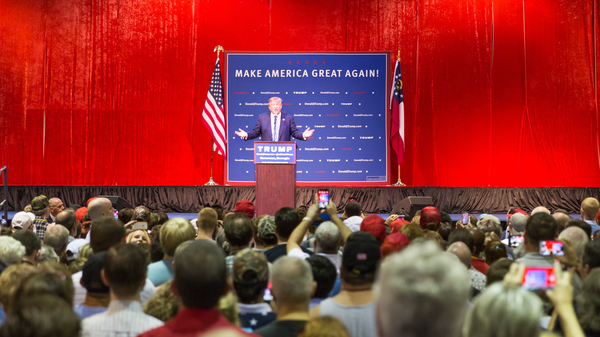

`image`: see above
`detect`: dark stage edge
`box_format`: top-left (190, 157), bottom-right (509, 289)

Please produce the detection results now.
top-left (2, 186), bottom-right (600, 214)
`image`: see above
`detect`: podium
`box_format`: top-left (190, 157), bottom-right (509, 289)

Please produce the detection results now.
top-left (254, 141), bottom-right (297, 216)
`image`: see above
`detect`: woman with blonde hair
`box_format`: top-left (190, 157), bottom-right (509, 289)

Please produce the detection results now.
top-left (298, 316), bottom-right (350, 337)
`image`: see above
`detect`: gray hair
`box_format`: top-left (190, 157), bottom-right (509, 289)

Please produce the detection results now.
top-left (0, 236), bottom-right (26, 265)
top-left (268, 97), bottom-right (282, 104)
top-left (463, 282), bottom-right (542, 337)
top-left (270, 256), bottom-right (313, 305)
top-left (558, 226), bottom-right (589, 259)
top-left (510, 213), bottom-right (528, 234)
top-left (43, 225), bottom-right (70, 251)
top-left (38, 245), bottom-right (60, 263)
top-left (314, 222), bottom-right (341, 254)
top-left (374, 240), bottom-right (470, 337)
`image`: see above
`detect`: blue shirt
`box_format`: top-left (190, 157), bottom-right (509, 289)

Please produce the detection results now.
top-left (584, 220), bottom-right (600, 235)
top-left (74, 304), bottom-right (107, 319)
top-left (147, 259), bottom-right (174, 287)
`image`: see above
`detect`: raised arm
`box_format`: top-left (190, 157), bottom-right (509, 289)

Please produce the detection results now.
top-left (325, 201), bottom-right (352, 246)
top-left (287, 203), bottom-right (321, 255)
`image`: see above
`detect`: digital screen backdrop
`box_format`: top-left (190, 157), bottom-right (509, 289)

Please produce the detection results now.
top-left (225, 52), bottom-right (389, 185)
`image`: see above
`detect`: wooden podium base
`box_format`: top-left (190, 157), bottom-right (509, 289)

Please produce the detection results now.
top-left (255, 164), bottom-right (296, 216)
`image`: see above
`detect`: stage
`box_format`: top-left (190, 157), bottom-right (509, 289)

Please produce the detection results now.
top-left (2, 186), bottom-right (599, 215)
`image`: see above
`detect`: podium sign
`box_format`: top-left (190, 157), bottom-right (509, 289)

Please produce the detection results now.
top-left (254, 141), bottom-right (296, 216)
top-left (254, 142), bottom-right (296, 164)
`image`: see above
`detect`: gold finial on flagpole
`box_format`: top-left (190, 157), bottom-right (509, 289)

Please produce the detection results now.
top-left (397, 49), bottom-right (400, 59)
top-left (214, 45), bottom-right (224, 59)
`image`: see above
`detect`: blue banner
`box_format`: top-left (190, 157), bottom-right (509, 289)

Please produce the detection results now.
top-left (226, 52), bottom-right (389, 184)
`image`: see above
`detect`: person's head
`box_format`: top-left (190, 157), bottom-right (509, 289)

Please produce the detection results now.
top-left (581, 197), bottom-right (600, 221)
top-left (232, 249), bottom-right (269, 304)
top-left (463, 282), bottom-right (542, 337)
top-left (380, 233), bottom-right (411, 258)
top-left (345, 201), bottom-right (361, 217)
top-left (314, 221), bottom-right (342, 254)
top-left (90, 216), bottom-right (126, 252)
top-left (160, 218), bottom-right (196, 257)
top-left (143, 280), bottom-right (179, 322)
top-left (306, 255), bottom-right (337, 299)
top-left (478, 216), bottom-right (502, 241)
top-left (447, 241), bottom-right (472, 268)
top-left (117, 208), bottom-right (134, 224)
top-left (223, 213), bottom-right (254, 249)
top-left (44, 225), bottom-right (69, 253)
top-left (197, 207), bottom-right (219, 235)
top-left (15, 268), bottom-right (74, 306)
top-left (298, 316), bottom-right (351, 337)
top-left (582, 240), bottom-right (600, 278)
top-left (103, 243), bottom-right (147, 298)
top-left (0, 295), bottom-right (80, 337)
top-left (484, 241), bottom-right (507, 265)
top-left (576, 268), bottom-right (600, 331)
top-left (48, 198), bottom-right (65, 217)
top-left (234, 200), bottom-right (255, 219)
top-left (0, 236), bottom-right (25, 265)
top-left (422, 230), bottom-right (446, 251)
top-left (11, 229), bottom-right (41, 261)
top-left (531, 206), bottom-right (551, 215)
top-left (448, 228), bottom-right (474, 254)
top-left (374, 240), bottom-right (470, 337)
top-left (360, 214), bottom-right (386, 243)
top-left (55, 209), bottom-right (76, 235)
top-left (268, 96), bottom-right (282, 115)
top-left (270, 256), bottom-right (313, 308)
top-left (510, 213), bottom-right (528, 234)
top-left (173, 240), bottom-right (227, 309)
top-left (552, 212), bottom-right (572, 234)
top-left (88, 198), bottom-right (114, 220)
top-left (341, 231), bottom-right (381, 287)
top-left (420, 206), bottom-right (441, 231)
top-left (81, 252), bottom-right (110, 295)
top-left (558, 226), bottom-right (589, 260)
top-left (275, 207), bottom-right (300, 241)
top-left (566, 219), bottom-right (593, 238)
top-left (134, 206), bottom-right (151, 222)
top-left (11, 212), bottom-right (35, 231)
top-left (400, 223), bottom-right (424, 241)
top-left (438, 222), bottom-right (454, 241)
top-left (127, 229), bottom-right (150, 245)
top-left (31, 195), bottom-right (50, 218)
top-left (485, 258), bottom-right (515, 286)
top-left (38, 245), bottom-right (59, 263)
top-left (524, 213), bottom-right (558, 249)
top-left (257, 215), bottom-right (277, 246)
top-left (469, 228), bottom-right (486, 256)
top-left (0, 264), bottom-right (36, 313)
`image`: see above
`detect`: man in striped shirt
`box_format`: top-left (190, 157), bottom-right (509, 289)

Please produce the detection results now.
top-left (81, 243), bottom-right (163, 337)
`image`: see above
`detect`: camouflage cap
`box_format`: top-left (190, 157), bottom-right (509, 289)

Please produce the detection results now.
top-left (233, 248), bottom-right (268, 283)
top-left (31, 195), bottom-right (50, 212)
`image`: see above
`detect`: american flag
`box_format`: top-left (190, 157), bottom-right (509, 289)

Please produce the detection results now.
top-left (202, 59), bottom-right (226, 155)
top-left (390, 59), bottom-right (404, 164)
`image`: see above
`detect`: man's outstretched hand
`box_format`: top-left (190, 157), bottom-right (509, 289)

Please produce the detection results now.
top-left (303, 127), bottom-right (314, 139)
top-left (235, 129), bottom-right (248, 138)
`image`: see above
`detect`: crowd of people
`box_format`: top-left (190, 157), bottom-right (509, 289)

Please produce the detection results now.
top-left (0, 193), bottom-right (599, 337)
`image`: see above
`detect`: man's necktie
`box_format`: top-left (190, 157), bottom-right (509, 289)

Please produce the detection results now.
top-left (273, 116), bottom-right (278, 141)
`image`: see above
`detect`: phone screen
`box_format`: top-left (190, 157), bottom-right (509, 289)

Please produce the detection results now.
top-left (133, 222), bottom-right (148, 230)
top-left (540, 240), bottom-right (564, 256)
top-left (522, 267), bottom-right (556, 290)
top-left (461, 213), bottom-right (469, 225)
top-left (114, 210), bottom-right (119, 219)
top-left (349, 197), bottom-right (357, 202)
top-left (509, 235), bottom-right (524, 248)
top-left (318, 190), bottom-right (329, 209)
top-left (263, 283), bottom-right (273, 301)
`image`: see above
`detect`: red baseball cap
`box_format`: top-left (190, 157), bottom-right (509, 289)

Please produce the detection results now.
top-left (420, 206), bottom-right (441, 229)
top-left (390, 219), bottom-right (410, 233)
top-left (75, 207), bottom-right (88, 223)
top-left (380, 232), bottom-right (411, 258)
top-left (234, 199), bottom-right (255, 219)
top-left (360, 214), bottom-right (386, 242)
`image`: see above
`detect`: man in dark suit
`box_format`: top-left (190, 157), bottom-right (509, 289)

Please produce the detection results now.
top-left (235, 97), bottom-right (314, 141)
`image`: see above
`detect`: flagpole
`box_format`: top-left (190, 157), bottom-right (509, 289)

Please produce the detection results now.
top-left (204, 45), bottom-right (224, 186)
top-left (392, 49), bottom-right (406, 187)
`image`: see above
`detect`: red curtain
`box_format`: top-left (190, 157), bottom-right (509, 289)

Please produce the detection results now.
top-left (1, 0), bottom-right (599, 187)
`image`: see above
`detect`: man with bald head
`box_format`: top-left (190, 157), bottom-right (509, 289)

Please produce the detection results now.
top-left (447, 241), bottom-right (486, 294)
top-left (553, 211), bottom-right (572, 234)
top-left (88, 198), bottom-right (114, 220)
top-left (47, 197), bottom-right (65, 223)
top-left (581, 197), bottom-right (600, 235)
